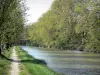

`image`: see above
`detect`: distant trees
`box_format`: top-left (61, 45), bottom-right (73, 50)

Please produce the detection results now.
top-left (27, 0), bottom-right (100, 52)
top-left (0, 0), bottom-right (26, 54)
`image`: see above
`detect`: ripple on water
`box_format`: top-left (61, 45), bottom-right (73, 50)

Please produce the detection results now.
top-left (53, 68), bottom-right (100, 75)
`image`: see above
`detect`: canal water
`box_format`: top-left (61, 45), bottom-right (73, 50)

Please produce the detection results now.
top-left (21, 46), bottom-right (100, 75)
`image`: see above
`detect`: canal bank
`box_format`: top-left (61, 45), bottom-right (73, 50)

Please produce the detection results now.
top-left (16, 46), bottom-right (60, 75)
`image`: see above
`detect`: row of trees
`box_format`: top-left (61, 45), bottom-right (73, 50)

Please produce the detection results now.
top-left (27, 0), bottom-right (100, 52)
top-left (0, 0), bottom-right (26, 55)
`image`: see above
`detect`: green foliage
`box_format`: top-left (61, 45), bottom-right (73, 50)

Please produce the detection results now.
top-left (0, 0), bottom-right (26, 48)
top-left (26, 0), bottom-right (100, 52)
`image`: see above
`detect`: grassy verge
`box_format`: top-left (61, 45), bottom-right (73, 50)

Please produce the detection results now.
top-left (16, 46), bottom-right (60, 75)
top-left (0, 47), bottom-right (12, 75)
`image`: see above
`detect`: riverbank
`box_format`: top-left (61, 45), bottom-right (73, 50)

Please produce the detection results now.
top-left (0, 47), bottom-right (12, 75)
top-left (16, 46), bottom-right (60, 75)
top-left (22, 46), bottom-right (100, 53)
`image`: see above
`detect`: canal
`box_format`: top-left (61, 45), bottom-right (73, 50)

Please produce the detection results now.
top-left (21, 46), bottom-right (100, 75)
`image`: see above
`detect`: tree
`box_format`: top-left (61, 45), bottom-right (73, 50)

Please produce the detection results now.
top-left (0, 0), bottom-right (26, 55)
top-left (26, 0), bottom-right (100, 52)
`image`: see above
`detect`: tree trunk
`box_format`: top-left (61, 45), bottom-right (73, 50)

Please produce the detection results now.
top-left (0, 47), bottom-right (1, 55)
top-left (6, 43), bottom-right (10, 49)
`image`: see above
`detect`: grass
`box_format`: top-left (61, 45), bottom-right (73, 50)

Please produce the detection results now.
top-left (0, 47), bottom-right (12, 75)
top-left (16, 46), bottom-right (60, 75)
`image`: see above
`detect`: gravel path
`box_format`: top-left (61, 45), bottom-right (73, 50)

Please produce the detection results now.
top-left (10, 47), bottom-right (19, 75)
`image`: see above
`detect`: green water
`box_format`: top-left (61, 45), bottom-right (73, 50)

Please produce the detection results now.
top-left (21, 46), bottom-right (100, 75)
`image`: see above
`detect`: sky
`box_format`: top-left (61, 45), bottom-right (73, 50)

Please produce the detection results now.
top-left (26, 0), bottom-right (54, 24)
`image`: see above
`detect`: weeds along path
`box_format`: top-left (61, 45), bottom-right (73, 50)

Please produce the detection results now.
top-left (10, 46), bottom-right (19, 75)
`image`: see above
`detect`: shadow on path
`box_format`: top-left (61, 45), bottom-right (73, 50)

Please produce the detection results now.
top-left (0, 54), bottom-right (11, 60)
top-left (10, 59), bottom-right (47, 65)
top-left (0, 54), bottom-right (46, 65)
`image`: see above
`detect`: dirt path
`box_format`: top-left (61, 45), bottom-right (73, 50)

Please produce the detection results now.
top-left (10, 47), bottom-right (19, 75)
